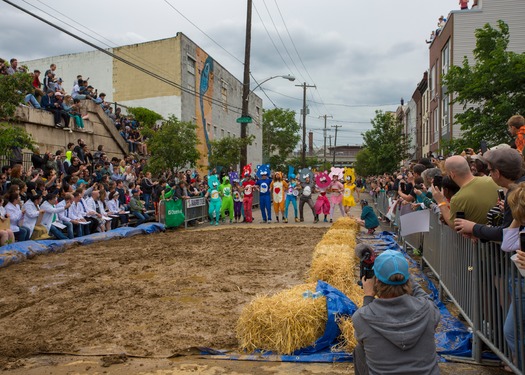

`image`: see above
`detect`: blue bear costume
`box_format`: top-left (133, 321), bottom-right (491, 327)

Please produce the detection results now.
top-left (256, 164), bottom-right (272, 222)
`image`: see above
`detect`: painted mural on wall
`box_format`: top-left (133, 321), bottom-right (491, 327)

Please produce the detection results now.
top-left (194, 48), bottom-right (214, 166)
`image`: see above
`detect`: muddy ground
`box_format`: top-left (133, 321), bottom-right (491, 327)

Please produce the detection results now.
top-left (0, 222), bottom-right (508, 374)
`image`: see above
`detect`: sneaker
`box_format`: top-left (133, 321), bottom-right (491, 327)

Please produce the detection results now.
top-left (230, 219), bottom-right (233, 224)
top-left (300, 218), bottom-right (304, 222)
top-left (323, 218), bottom-right (328, 222)
top-left (55, 123), bottom-right (63, 128)
top-left (261, 220), bottom-right (267, 224)
top-left (295, 218), bottom-right (300, 223)
top-left (276, 217), bottom-right (279, 223)
top-left (215, 221), bottom-right (219, 226)
top-left (330, 219), bottom-right (333, 223)
top-left (267, 220), bottom-right (272, 224)
top-left (314, 218), bottom-right (319, 223)
top-left (283, 218), bottom-right (288, 223)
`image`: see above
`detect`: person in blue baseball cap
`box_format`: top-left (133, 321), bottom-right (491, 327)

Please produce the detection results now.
top-left (352, 250), bottom-right (440, 375)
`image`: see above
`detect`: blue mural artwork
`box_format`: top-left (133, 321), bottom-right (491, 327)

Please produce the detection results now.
top-left (199, 56), bottom-right (213, 157)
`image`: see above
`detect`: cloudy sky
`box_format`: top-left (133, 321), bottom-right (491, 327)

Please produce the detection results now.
top-left (1, 0), bottom-right (459, 147)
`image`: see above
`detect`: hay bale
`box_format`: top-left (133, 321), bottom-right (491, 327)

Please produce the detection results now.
top-left (319, 229), bottom-right (357, 249)
top-left (236, 283), bottom-right (327, 355)
top-left (335, 316), bottom-right (358, 353)
top-left (313, 243), bottom-right (354, 260)
top-left (332, 217), bottom-right (361, 232)
top-left (307, 250), bottom-right (356, 296)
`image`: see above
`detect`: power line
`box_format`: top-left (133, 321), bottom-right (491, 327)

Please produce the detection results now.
top-left (162, 0), bottom-right (244, 65)
top-left (260, 0), bottom-right (305, 83)
top-left (252, 2), bottom-right (293, 74)
top-left (3, 0), bottom-right (244, 115)
top-left (261, 87), bottom-right (400, 108)
top-left (26, 0), bottom-right (180, 84)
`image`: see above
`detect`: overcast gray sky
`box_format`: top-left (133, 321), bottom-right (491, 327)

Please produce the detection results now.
top-left (0, 0), bottom-right (459, 146)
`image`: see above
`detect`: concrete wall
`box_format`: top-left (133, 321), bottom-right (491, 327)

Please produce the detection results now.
top-left (23, 51), bottom-right (114, 102)
top-left (14, 101), bottom-right (128, 159)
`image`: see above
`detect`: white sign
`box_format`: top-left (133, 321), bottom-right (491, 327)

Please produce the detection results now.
top-left (399, 209), bottom-right (430, 237)
top-left (186, 197), bottom-right (206, 208)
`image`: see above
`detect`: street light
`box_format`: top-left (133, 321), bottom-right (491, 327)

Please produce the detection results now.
top-left (249, 74), bottom-right (296, 95)
top-left (240, 74), bottom-right (296, 170)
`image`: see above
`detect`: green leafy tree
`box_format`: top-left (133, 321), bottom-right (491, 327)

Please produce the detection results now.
top-left (146, 115), bottom-right (200, 174)
top-left (354, 148), bottom-right (374, 176)
top-left (0, 72), bottom-right (33, 118)
top-left (443, 20), bottom-right (525, 149)
top-left (0, 124), bottom-right (36, 159)
top-left (356, 111), bottom-right (409, 175)
top-left (126, 107), bottom-right (163, 138)
top-left (208, 135), bottom-right (255, 170)
top-left (0, 72), bottom-right (37, 159)
top-left (262, 108), bottom-right (301, 167)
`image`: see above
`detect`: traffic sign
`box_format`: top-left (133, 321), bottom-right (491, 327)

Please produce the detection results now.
top-left (236, 116), bottom-right (253, 124)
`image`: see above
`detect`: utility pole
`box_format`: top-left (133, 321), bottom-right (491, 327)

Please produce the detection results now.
top-left (319, 114), bottom-right (332, 163)
top-left (296, 82), bottom-right (316, 167)
top-left (331, 124), bottom-right (342, 165)
top-left (240, 0), bottom-right (252, 171)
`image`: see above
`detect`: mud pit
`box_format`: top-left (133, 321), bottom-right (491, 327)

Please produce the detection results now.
top-left (0, 227), bottom-right (327, 362)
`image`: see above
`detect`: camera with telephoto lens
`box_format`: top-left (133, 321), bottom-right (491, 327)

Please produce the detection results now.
top-left (355, 244), bottom-right (376, 288)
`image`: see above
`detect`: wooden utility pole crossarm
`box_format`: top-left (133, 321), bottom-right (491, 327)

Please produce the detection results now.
top-left (296, 82), bottom-right (316, 167)
top-left (319, 114), bottom-right (333, 163)
top-left (331, 124), bottom-right (342, 164)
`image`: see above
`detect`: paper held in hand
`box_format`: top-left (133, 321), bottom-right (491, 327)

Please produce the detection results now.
top-left (52, 222), bottom-right (66, 230)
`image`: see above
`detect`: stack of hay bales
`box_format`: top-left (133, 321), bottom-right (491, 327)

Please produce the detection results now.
top-left (236, 283), bottom-right (326, 354)
top-left (236, 217), bottom-right (364, 354)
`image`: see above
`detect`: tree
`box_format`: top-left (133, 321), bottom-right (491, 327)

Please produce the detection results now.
top-left (0, 72), bottom-right (37, 158)
top-left (355, 111), bottom-right (409, 175)
top-left (0, 72), bottom-right (33, 118)
top-left (208, 135), bottom-right (255, 170)
top-left (262, 108), bottom-right (301, 167)
top-left (354, 148), bottom-right (374, 177)
top-left (126, 107), bottom-right (163, 138)
top-left (443, 20), bottom-right (525, 150)
top-left (146, 115), bottom-right (200, 174)
top-left (0, 124), bottom-right (36, 159)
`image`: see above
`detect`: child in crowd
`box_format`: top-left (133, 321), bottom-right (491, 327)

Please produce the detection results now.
top-left (358, 199), bottom-right (379, 235)
top-left (0, 196), bottom-right (16, 246)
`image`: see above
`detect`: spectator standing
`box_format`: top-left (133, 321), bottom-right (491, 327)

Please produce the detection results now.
top-left (455, 148), bottom-right (525, 240)
top-left (459, 0), bottom-right (469, 9)
top-left (507, 115), bottom-right (525, 155)
top-left (43, 64), bottom-right (57, 89)
top-left (433, 155), bottom-right (499, 227)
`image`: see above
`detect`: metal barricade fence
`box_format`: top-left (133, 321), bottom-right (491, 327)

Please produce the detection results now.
top-left (389, 200), bottom-right (525, 374)
top-left (158, 192), bottom-right (262, 228)
top-left (183, 197), bottom-right (208, 228)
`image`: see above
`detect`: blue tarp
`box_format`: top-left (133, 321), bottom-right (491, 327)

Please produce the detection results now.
top-left (0, 223), bottom-right (166, 269)
top-left (205, 231), bottom-right (473, 363)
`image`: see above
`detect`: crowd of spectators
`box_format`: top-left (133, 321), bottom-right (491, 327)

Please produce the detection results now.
top-left (2, 58), bottom-right (148, 155)
top-left (0, 137), bottom-right (213, 246)
top-left (365, 114), bottom-right (525, 369)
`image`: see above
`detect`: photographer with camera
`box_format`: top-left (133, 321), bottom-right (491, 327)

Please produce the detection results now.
top-left (352, 248), bottom-right (440, 375)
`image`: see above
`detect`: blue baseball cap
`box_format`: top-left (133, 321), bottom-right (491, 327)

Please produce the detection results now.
top-left (374, 250), bottom-right (410, 285)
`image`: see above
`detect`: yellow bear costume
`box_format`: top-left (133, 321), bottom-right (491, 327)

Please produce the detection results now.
top-left (343, 167), bottom-right (357, 207)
